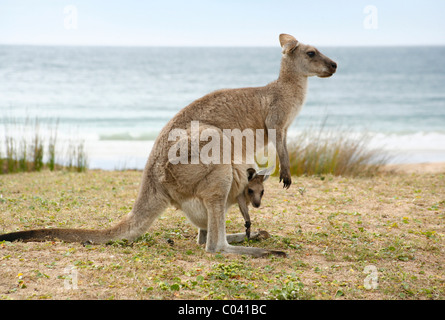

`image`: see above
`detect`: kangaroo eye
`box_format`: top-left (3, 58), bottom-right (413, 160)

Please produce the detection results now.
top-left (260, 190), bottom-right (264, 196)
top-left (248, 189), bottom-right (253, 194)
top-left (307, 51), bottom-right (315, 58)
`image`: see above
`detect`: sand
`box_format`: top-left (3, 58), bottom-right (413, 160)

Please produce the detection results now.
top-left (383, 162), bottom-right (445, 174)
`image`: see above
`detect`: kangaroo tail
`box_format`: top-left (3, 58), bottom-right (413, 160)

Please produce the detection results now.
top-left (0, 228), bottom-right (114, 244)
top-left (0, 207), bottom-right (164, 244)
top-left (0, 182), bottom-right (168, 244)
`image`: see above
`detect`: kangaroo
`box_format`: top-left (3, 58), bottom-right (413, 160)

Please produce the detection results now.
top-left (194, 167), bottom-right (270, 246)
top-left (0, 34), bottom-right (336, 257)
top-left (239, 167), bottom-right (270, 240)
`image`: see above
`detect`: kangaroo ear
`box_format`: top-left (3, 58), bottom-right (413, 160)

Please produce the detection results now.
top-left (247, 168), bottom-right (257, 181)
top-left (279, 33), bottom-right (299, 54)
top-left (257, 166), bottom-right (274, 182)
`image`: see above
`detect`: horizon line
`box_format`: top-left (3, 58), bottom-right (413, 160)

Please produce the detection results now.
top-left (1, 43), bottom-right (445, 48)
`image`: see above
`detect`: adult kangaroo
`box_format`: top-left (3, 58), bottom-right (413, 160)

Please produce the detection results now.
top-left (0, 34), bottom-right (337, 257)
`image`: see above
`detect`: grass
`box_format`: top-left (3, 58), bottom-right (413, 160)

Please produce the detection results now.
top-left (0, 119), bottom-right (441, 300)
top-left (0, 169), bottom-right (443, 300)
top-left (0, 116), bottom-right (88, 174)
top-left (278, 124), bottom-right (389, 177)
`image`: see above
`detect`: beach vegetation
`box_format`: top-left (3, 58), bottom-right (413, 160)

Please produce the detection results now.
top-left (274, 122), bottom-right (389, 178)
top-left (0, 116), bottom-right (88, 174)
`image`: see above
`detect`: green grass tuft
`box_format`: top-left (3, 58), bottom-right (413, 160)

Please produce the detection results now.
top-left (1, 116), bottom-right (88, 174)
top-left (274, 124), bottom-right (390, 178)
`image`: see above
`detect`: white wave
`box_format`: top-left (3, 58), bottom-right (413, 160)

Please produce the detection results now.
top-left (99, 131), bottom-right (160, 141)
top-left (368, 131), bottom-right (445, 151)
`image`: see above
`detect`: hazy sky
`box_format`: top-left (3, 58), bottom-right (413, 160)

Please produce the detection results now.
top-left (1, 0), bottom-right (444, 46)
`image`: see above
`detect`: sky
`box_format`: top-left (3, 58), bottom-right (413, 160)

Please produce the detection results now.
top-left (0, 0), bottom-right (444, 47)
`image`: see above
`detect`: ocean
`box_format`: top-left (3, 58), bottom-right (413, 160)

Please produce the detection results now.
top-left (1, 45), bottom-right (444, 170)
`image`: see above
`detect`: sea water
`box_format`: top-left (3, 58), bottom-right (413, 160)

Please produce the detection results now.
top-left (1, 45), bottom-right (444, 169)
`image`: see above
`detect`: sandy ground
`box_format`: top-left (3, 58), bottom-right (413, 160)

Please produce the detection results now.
top-left (383, 162), bottom-right (445, 174)
top-left (0, 162), bottom-right (444, 300)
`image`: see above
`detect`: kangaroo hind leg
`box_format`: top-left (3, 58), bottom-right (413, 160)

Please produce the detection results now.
top-left (204, 199), bottom-right (286, 258)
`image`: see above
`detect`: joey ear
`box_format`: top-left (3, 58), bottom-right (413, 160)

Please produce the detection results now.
top-left (247, 168), bottom-right (257, 181)
top-left (257, 166), bottom-right (274, 182)
top-left (279, 33), bottom-right (299, 54)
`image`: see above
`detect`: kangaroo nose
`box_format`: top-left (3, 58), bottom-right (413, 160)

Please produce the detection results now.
top-left (331, 62), bottom-right (337, 69)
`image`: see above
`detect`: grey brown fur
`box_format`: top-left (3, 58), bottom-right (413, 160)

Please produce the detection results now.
top-left (238, 167), bottom-right (271, 240)
top-left (0, 34), bottom-right (336, 257)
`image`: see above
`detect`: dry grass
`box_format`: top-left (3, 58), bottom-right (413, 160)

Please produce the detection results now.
top-left (281, 126), bottom-right (389, 178)
top-left (0, 168), bottom-right (444, 300)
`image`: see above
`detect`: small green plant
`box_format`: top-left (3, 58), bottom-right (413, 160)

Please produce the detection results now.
top-left (18, 137), bottom-right (27, 171)
top-left (64, 138), bottom-right (88, 173)
top-left (268, 279), bottom-right (313, 300)
top-left (1, 115), bottom-right (88, 174)
top-left (208, 262), bottom-right (246, 280)
top-left (5, 135), bottom-right (16, 172)
top-left (31, 118), bottom-right (44, 171)
top-left (47, 119), bottom-right (59, 171)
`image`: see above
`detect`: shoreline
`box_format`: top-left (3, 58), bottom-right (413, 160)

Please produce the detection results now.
top-left (86, 161), bottom-right (445, 174)
top-left (382, 162), bottom-right (445, 174)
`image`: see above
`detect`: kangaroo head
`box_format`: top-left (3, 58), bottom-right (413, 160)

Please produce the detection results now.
top-left (279, 33), bottom-right (337, 78)
top-left (245, 168), bottom-right (270, 208)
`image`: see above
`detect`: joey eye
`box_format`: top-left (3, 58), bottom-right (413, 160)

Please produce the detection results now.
top-left (307, 51), bottom-right (315, 58)
top-left (248, 189), bottom-right (253, 194)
